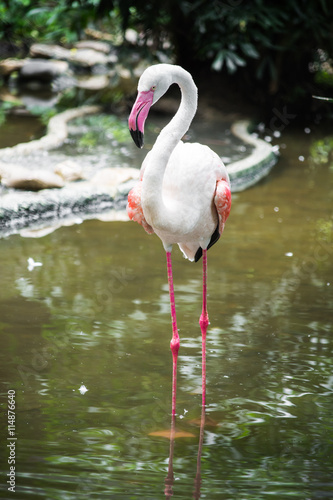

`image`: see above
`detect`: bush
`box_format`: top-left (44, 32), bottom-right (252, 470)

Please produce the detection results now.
top-left (1, 0), bottom-right (332, 114)
top-left (119, 0), bottom-right (333, 112)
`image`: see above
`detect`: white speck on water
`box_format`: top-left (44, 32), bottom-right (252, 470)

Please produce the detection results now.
top-left (298, 155), bottom-right (305, 162)
top-left (304, 127), bottom-right (311, 134)
top-left (273, 130), bottom-right (281, 138)
top-left (327, 282), bottom-right (330, 286)
top-left (264, 135), bottom-right (272, 142)
top-left (27, 257), bottom-right (43, 271)
top-left (285, 252), bottom-right (293, 257)
top-left (79, 384), bottom-right (88, 395)
top-left (274, 207), bottom-right (279, 212)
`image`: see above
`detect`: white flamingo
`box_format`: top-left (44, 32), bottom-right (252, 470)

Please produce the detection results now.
top-left (127, 64), bottom-right (231, 415)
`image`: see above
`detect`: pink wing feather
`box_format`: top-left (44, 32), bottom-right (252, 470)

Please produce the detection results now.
top-left (214, 179), bottom-right (232, 236)
top-left (127, 181), bottom-right (154, 234)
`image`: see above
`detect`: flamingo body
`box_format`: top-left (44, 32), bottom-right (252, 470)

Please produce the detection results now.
top-left (128, 140), bottom-right (231, 261)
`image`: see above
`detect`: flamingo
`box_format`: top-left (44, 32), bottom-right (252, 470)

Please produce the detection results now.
top-left (127, 64), bottom-right (231, 415)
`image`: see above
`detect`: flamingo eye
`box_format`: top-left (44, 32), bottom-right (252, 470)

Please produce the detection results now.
top-left (151, 85), bottom-right (156, 91)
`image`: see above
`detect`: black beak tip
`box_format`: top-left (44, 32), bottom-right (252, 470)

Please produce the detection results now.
top-left (130, 128), bottom-right (144, 149)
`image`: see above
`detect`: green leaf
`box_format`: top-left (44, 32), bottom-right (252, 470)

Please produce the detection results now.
top-left (241, 42), bottom-right (260, 59)
top-left (212, 50), bottom-right (225, 71)
top-left (313, 95), bottom-right (333, 102)
top-left (229, 51), bottom-right (246, 67)
top-left (226, 55), bottom-right (237, 73)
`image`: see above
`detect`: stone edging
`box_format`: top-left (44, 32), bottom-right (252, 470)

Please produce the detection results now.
top-left (0, 105), bottom-right (102, 157)
top-left (0, 109), bottom-right (277, 237)
top-left (228, 120), bottom-right (277, 192)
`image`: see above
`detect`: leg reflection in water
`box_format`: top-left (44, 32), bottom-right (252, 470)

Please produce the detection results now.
top-left (164, 340), bottom-right (207, 499)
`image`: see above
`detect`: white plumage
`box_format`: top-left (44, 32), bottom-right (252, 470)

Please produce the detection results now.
top-left (127, 64), bottom-right (231, 262)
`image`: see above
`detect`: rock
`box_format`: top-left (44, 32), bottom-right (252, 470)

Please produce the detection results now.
top-left (125, 29), bottom-right (139, 45)
top-left (84, 27), bottom-right (121, 45)
top-left (69, 48), bottom-right (109, 68)
top-left (19, 59), bottom-right (69, 82)
top-left (0, 162), bottom-right (20, 180)
top-left (54, 160), bottom-right (84, 182)
top-left (90, 167), bottom-right (139, 187)
top-left (51, 74), bottom-right (77, 92)
top-left (107, 53), bottom-right (118, 64)
top-left (20, 93), bottom-right (59, 110)
top-left (0, 164), bottom-right (64, 190)
top-left (75, 40), bottom-right (111, 54)
top-left (0, 58), bottom-right (24, 77)
top-left (75, 74), bottom-right (109, 90)
top-left (30, 43), bottom-right (71, 60)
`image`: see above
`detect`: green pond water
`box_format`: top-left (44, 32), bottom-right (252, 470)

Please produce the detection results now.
top-left (0, 120), bottom-right (333, 499)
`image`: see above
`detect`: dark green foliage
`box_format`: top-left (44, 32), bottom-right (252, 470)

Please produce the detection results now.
top-left (1, 0), bottom-right (333, 112)
top-left (119, 0), bottom-right (333, 110)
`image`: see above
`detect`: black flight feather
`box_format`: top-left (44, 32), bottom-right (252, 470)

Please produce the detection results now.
top-left (194, 222), bottom-right (220, 262)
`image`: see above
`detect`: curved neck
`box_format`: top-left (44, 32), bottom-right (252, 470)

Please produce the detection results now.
top-left (155, 67), bottom-right (197, 153)
top-left (142, 67), bottom-right (198, 223)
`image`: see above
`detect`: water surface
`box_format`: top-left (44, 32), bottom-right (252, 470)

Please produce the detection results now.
top-left (0, 123), bottom-right (332, 499)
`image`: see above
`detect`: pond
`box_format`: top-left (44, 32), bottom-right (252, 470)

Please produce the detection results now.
top-left (0, 119), bottom-right (332, 499)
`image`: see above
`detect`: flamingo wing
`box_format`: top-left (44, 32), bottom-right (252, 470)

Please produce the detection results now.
top-left (127, 181), bottom-right (154, 234)
top-left (214, 178), bottom-right (232, 234)
top-left (194, 178), bottom-right (231, 262)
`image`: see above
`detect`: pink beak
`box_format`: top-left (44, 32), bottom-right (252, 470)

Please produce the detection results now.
top-left (128, 90), bottom-right (154, 148)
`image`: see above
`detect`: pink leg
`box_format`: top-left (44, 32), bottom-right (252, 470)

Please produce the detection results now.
top-left (199, 249), bottom-right (209, 408)
top-left (166, 251), bottom-right (180, 416)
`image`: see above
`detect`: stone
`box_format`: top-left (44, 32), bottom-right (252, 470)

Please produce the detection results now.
top-left (75, 40), bottom-right (111, 54)
top-left (54, 160), bottom-right (84, 182)
top-left (75, 74), bottom-right (109, 90)
top-left (125, 29), bottom-right (138, 45)
top-left (107, 53), bottom-right (118, 64)
top-left (0, 58), bottom-right (24, 77)
top-left (30, 43), bottom-right (71, 60)
top-left (90, 167), bottom-right (139, 187)
top-left (19, 59), bottom-right (69, 82)
top-left (0, 164), bottom-right (64, 190)
top-left (69, 49), bottom-right (109, 68)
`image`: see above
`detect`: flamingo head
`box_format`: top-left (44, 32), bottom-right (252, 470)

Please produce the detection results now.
top-left (128, 64), bottom-right (173, 148)
top-left (128, 89), bottom-right (154, 148)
